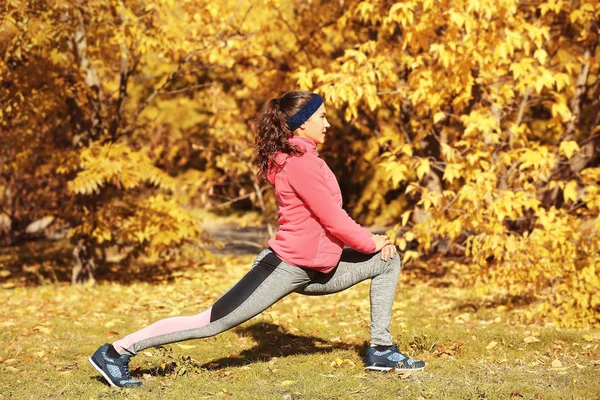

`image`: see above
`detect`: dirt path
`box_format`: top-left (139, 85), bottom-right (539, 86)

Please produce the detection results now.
top-left (202, 224), bottom-right (388, 256)
top-left (202, 224), bottom-right (271, 255)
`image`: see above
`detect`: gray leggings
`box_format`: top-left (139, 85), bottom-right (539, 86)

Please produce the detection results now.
top-left (113, 248), bottom-right (401, 355)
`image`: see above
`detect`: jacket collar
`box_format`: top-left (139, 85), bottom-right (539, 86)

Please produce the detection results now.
top-left (289, 136), bottom-right (318, 156)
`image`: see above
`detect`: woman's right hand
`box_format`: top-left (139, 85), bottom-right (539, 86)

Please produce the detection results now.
top-left (371, 234), bottom-right (391, 252)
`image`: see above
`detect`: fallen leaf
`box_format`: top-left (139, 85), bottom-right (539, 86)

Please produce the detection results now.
top-left (486, 341), bottom-right (498, 350)
top-left (454, 313), bottom-right (471, 324)
top-left (583, 333), bottom-right (600, 342)
top-left (55, 362), bottom-right (78, 371)
top-left (524, 336), bottom-right (540, 344)
top-left (176, 343), bottom-right (196, 350)
top-left (331, 357), bottom-right (343, 368)
top-left (32, 325), bottom-right (52, 335)
top-left (551, 359), bottom-right (563, 368)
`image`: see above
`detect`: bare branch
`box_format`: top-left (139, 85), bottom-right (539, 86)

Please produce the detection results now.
top-left (122, 73), bottom-right (175, 136)
top-left (201, 0), bottom-right (246, 56)
top-left (587, 79), bottom-right (600, 134)
top-left (377, 90), bottom-right (404, 96)
top-left (162, 83), bottom-right (212, 96)
top-left (70, 8), bottom-right (103, 143)
top-left (515, 88), bottom-right (530, 128)
top-left (565, 49), bottom-right (592, 140)
top-left (208, 185), bottom-right (270, 210)
top-left (273, 6), bottom-right (315, 69)
top-left (110, 6), bottom-right (130, 140)
top-left (123, 2), bottom-right (246, 136)
top-left (0, 208), bottom-right (11, 218)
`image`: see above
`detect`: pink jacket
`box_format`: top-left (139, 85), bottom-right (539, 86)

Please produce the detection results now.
top-left (267, 136), bottom-right (376, 272)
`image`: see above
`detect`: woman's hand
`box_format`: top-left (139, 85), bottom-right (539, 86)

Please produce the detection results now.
top-left (371, 234), bottom-right (391, 252)
top-left (379, 244), bottom-right (398, 262)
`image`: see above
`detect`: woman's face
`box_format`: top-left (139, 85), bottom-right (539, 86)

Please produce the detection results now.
top-left (294, 104), bottom-right (330, 144)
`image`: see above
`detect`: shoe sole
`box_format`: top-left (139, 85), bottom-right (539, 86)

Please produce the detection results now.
top-left (365, 365), bottom-right (425, 372)
top-left (88, 356), bottom-right (119, 388)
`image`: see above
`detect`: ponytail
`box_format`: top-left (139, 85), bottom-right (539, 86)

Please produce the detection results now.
top-left (254, 90), bottom-right (314, 181)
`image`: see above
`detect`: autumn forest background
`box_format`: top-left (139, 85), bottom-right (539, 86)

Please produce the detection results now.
top-left (1, 0), bottom-right (600, 398)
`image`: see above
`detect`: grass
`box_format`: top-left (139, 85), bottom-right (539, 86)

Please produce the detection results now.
top-left (1, 249), bottom-right (599, 399)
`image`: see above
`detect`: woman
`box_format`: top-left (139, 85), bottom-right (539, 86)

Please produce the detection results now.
top-left (89, 90), bottom-right (425, 388)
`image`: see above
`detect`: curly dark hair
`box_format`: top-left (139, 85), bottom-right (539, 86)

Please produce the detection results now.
top-left (255, 90), bottom-right (314, 181)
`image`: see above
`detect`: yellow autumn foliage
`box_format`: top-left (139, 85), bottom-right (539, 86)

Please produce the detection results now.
top-left (298, 0), bottom-right (599, 327)
top-left (1, 0), bottom-right (599, 324)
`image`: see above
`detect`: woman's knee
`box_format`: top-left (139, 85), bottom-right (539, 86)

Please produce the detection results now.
top-left (377, 252), bottom-right (401, 274)
top-left (390, 255), bottom-right (402, 273)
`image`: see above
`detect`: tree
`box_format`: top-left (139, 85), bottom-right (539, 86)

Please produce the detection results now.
top-left (296, 0), bottom-right (600, 326)
top-left (0, 0), bottom-right (349, 282)
top-left (1, 0), bottom-right (598, 326)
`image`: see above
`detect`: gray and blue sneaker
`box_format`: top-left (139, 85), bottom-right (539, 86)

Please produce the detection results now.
top-left (365, 344), bottom-right (425, 371)
top-left (89, 343), bottom-right (142, 388)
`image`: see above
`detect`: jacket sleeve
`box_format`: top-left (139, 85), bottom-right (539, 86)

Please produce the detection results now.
top-left (287, 155), bottom-right (376, 254)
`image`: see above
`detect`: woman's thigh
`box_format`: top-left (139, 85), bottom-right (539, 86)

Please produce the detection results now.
top-left (295, 248), bottom-right (399, 296)
top-left (210, 250), bottom-right (313, 323)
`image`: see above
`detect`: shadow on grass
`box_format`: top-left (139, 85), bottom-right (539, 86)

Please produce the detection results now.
top-left (130, 322), bottom-right (366, 379)
top-left (453, 293), bottom-right (538, 314)
top-left (200, 322), bottom-right (365, 369)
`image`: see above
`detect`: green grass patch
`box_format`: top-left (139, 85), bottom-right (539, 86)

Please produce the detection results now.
top-left (1, 252), bottom-right (599, 399)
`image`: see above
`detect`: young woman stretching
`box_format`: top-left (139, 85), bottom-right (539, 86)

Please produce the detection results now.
top-left (89, 90), bottom-right (425, 388)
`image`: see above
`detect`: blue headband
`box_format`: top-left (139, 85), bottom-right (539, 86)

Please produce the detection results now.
top-left (286, 94), bottom-right (323, 131)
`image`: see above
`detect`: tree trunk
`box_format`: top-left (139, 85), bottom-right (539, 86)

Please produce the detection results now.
top-left (69, 8), bottom-right (103, 145)
top-left (72, 237), bottom-right (96, 285)
top-left (564, 49), bottom-right (591, 141)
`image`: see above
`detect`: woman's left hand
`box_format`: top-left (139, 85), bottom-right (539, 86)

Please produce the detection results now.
top-left (380, 244), bottom-right (398, 262)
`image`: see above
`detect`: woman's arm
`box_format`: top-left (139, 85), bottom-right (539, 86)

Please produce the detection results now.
top-left (287, 155), bottom-right (377, 254)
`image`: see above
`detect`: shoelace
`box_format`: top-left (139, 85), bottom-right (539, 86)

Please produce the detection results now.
top-left (389, 344), bottom-right (409, 360)
top-left (119, 356), bottom-right (133, 379)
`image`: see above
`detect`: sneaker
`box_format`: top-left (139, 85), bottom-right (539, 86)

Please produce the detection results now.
top-left (89, 343), bottom-right (142, 388)
top-left (365, 344), bottom-right (425, 371)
